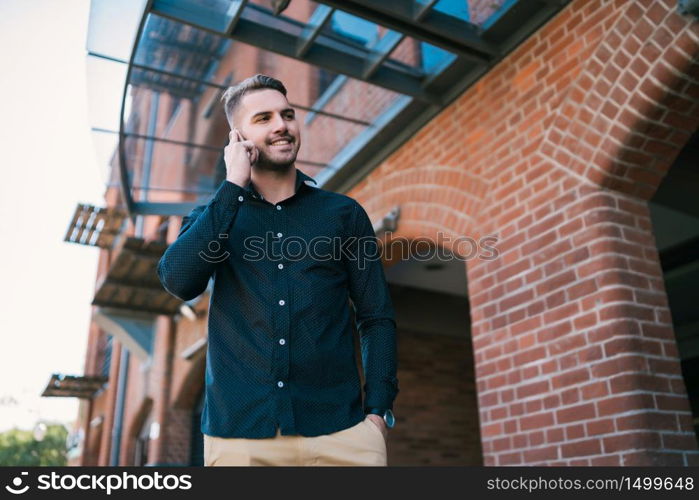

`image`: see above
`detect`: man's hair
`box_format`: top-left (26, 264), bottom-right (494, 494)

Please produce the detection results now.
top-left (220, 74), bottom-right (287, 126)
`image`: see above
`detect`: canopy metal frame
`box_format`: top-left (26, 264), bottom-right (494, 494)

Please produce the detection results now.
top-left (111, 0), bottom-right (572, 216)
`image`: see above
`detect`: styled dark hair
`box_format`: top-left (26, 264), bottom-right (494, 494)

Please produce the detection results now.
top-left (220, 74), bottom-right (287, 126)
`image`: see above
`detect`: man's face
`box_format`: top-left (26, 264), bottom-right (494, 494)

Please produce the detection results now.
top-left (234, 89), bottom-right (301, 171)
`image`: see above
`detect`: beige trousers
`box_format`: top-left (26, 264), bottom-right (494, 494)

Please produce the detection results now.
top-left (204, 416), bottom-right (387, 466)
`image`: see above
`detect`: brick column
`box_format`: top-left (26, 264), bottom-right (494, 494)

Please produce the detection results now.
top-left (348, 0), bottom-right (699, 465)
top-left (472, 184), bottom-right (697, 465)
top-left (470, 0), bottom-right (699, 465)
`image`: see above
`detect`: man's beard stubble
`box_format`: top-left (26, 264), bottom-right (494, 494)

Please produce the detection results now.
top-left (253, 142), bottom-right (299, 173)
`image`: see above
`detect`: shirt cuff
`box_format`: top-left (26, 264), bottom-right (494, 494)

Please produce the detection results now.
top-left (211, 179), bottom-right (247, 207)
top-left (365, 408), bottom-right (387, 415)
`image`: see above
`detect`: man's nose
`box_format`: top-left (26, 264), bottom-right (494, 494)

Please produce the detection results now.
top-left (270, 113), bottom-right (288, 134)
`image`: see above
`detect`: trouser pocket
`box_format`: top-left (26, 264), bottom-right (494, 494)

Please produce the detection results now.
top-left (363, 417), bottom-right (386, 443)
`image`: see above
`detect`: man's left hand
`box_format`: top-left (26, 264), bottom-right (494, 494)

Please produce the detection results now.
top-left (366, 414), bottom-right (388, 440)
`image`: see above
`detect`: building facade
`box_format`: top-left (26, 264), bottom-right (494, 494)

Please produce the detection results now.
top-left (52, 0), bottom-right (699, 466)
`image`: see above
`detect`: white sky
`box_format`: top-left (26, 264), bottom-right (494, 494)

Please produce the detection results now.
top-left (0, 0), bottom-right (106, 432)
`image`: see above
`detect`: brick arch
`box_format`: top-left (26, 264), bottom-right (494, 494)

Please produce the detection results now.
top-left (353, 165), bottom-right (487, 246)
top-left (347, 0), bottom-right (699, 467)
top-left (545, 0), bottom-right (699, 199)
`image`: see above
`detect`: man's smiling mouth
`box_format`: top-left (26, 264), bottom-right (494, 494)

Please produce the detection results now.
top-left (270, 139), bottom-right (293, 148)
top-left (271, 139), bottom-right (289, 144)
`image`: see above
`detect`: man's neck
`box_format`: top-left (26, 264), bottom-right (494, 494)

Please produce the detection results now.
top-left (250, 165), bottom-right (297, 205)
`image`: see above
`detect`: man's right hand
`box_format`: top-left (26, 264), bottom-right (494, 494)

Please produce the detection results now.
top-left (224, 128), bottom-right (256, 188)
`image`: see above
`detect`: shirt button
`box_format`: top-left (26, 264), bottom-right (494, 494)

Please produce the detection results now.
top-left (277, 381), bottom-right (284, 388)
top-left (276, 205), bottom-right (282, 210)
top-left (277, 232), bottom-right (283, 238)
top-left (279, 338), bottom-right (286, 345)
top-left (278, 263), bottom-right (284, 270)
top-left (278, 299), bottom-right (285, 306)
top-left (238, 195), bottom-right (244, 202)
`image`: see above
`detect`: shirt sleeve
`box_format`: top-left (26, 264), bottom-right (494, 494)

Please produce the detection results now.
top-left (157, 180), bottom-right (247, 301)
top-left (345, 201), bottom-right (399, 411)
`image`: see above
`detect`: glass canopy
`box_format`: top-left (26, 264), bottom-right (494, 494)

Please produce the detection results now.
top-left (86, 0), bottom-right (572, 216)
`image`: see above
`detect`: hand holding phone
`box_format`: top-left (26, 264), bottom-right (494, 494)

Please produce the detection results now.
top-left (224, 128), bottom-right (257, 188)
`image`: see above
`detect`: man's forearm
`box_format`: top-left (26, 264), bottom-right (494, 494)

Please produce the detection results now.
top-left (360, 317), bottom-right (399, 410)
top-left (346, 201), bottom-right (400, 411)
top-left (157, 180), bottom-right (246, 301)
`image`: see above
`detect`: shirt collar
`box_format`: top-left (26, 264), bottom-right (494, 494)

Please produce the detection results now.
top-left (294, 168), bottom-right (318, 191)
top-left (246, 168), bottom-right (318, 199)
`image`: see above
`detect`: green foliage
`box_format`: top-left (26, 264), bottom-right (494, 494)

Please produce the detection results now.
top-left (0, 424), bottom-right (68, 466)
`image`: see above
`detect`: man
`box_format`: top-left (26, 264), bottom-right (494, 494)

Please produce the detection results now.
top-left (157, 74), bottom-right (399, 466)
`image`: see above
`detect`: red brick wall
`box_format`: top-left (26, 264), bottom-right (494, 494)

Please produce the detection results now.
top-left (347, 0), bottom-right (699, 465)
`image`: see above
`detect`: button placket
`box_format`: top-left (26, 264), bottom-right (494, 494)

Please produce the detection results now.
top-left (271, 198), bottom-right (293, 432)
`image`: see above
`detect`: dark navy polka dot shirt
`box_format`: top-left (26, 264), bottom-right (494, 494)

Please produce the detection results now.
top-left (157, 168), bottom-right (399, 438)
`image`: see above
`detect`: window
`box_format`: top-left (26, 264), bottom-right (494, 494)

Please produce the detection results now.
top-left (433, 0), bottom-right (470, 20)
top-left (314, 11), bottom-right (379, 99)
top-left (101, 335), bottom-right (113, 378)
top-left (421, 0), bottom-right (470, 73)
